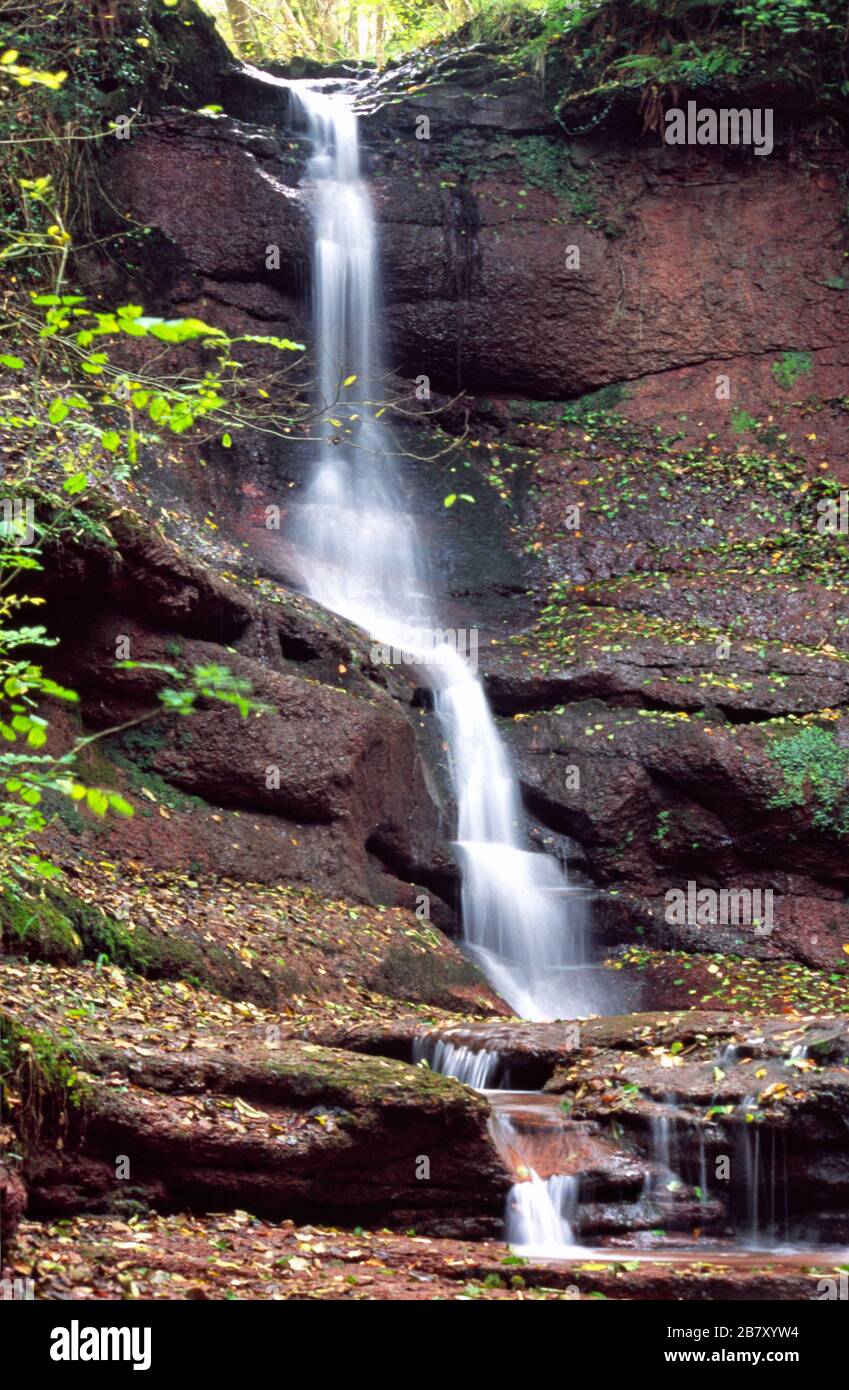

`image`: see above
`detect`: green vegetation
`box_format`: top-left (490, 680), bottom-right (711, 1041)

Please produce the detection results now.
top-left (0, 1017), bottom-right (91, 1149)
top-left (730, 408), bottom-right (760, 434)
top-left (198, 0), bottom-right (849, 122)
top-left (0, 20), bottom-right (276, 892)
top-left (0, 890), bottom-right (82, 960)
top-left (204, 0), bottom-right (849, 150)
top-left (200, 0), bottom-right (548, 63)
top-left (771, 351), bottom-right (814, 390)
top-left (561, 384), bottom-right (628, 423)
top-left (767, 725), bottom-right (849, 833)
top-left (0, 883), bottom-right (280, 1005)
top-left (653, 810), bottom-right (673, 846)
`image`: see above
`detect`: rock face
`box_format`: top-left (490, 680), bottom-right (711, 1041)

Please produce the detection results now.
top-left (111, 113), bottom-right (309, 307)
top-left (37, 505), bottom-right (456, 908)
top-left (90, 45), bottom-right (849, 974)
top-left (109, 67), bottom-right (849, 399)
top-left (503, 702), bottom-right (849, 968)
top-left (373, 137), bottom-right (848, 397)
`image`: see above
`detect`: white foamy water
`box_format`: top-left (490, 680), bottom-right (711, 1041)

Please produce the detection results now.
top-left (506, 1171), bottom-right (581, 1255)
top-left (287, 80), bottom-right (589, 1022)
top-left (489, 1107), bottom-right (582, 1254)
top-left (413, 1034), bottom-right (501, 1090)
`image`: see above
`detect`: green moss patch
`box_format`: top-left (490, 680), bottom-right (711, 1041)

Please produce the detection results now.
top-left (766, 725), bottom-right (849, 834)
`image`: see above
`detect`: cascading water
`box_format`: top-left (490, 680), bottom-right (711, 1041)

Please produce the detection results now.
top-left (287, 79), bottom-right (591, 1024)
top-left (412, 1034), bottom-right (502, 1090)
top-left (488, 1098), bottom-right (583, 1254)
top-left (286, 83), bottom-right (425, 636)
top-left (505, 1171), bottom-right (580, 1255)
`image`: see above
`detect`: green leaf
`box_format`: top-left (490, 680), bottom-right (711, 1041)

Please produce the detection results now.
top-left (86, 788), bottom-right (109, 816)
top-left (100, 430), bottom-right (121, 452)
top-left (48, 399), bottom-right (68, 424)
top-left (26, 856), bottom-right (63, 880)
top-left (140, 316), bottom-right (225, 343)
top-left (0, 354), bottom-right (25, 369)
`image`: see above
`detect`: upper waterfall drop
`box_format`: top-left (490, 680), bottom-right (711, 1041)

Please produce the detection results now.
top-left (287, 79), bottom-right (593, 1022)
top-left (286, 80), bottom-right (426, 637)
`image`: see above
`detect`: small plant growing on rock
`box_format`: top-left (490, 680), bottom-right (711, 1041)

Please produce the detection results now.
top-left (767, 725), bottom-right (849, 834)
top-left (771, 351), bottom-right (813, 391)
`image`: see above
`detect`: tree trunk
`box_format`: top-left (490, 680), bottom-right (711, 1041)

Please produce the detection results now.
top-left (224, 0), bottom-right (257, 57)
top-left (375, 7), bottom-right (384, 65)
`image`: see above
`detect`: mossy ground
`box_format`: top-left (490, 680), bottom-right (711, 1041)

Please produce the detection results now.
top-left (1, 858), bottom-right (499, 1024)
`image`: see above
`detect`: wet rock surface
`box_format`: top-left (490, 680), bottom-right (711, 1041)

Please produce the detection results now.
top-left (113, 80), bottom-right (849, 400)
top-left (541, 1012), bottom-right (849, 1241)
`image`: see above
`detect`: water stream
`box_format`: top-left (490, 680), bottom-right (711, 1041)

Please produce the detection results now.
top-left (286, 79), bottom-right (591, 1025)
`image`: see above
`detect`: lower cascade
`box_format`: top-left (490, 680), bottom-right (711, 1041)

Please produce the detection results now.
top-left (506, 1172), bottom-right (580, 1255)
top-left (414, 1023), bottom-right (848, 1258)
top-left (412, 1034), bottom-right (503, 1091)
top-left (488, 1096), bottom-right (582, 1255)
top-left (286, 79), bottom-right (591, 1024)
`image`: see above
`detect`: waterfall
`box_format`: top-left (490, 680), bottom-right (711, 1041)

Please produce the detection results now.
top-left (489, 1104), bottom-right (581, 1253)
top-left (287, 79), bottom-right (590, 1023)
top-left (413, 1034), bottom-right (502, 1090)
top-left (506, 1172), bottom-right (581, 1254)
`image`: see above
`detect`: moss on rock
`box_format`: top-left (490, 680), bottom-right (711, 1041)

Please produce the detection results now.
top-left (0, 894), bottom-right (83, 963)
top-left (1, 885), bottom-right (279, 1007)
